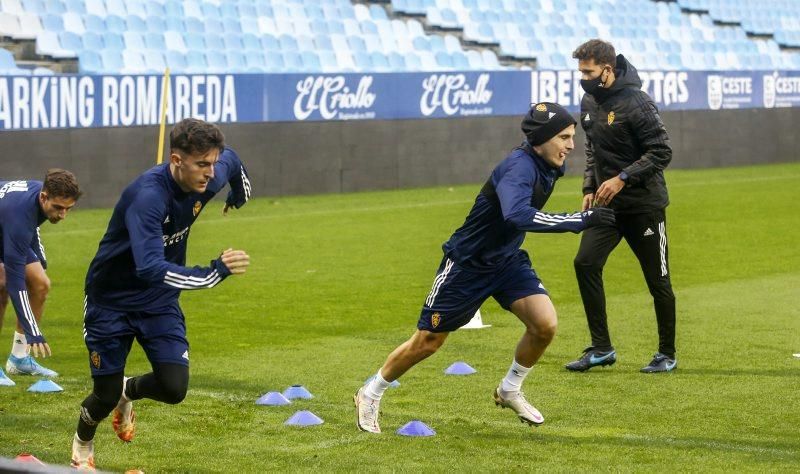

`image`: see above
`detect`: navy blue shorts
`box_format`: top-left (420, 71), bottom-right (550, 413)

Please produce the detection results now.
top-left (82, 298), bottom-right (189, 376)
top-left (417, 251), bottom-right (549, 333)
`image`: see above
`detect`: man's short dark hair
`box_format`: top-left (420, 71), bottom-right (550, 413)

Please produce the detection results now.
top-left (572, 39), bottom-right (617, 67)
top-left (43, 169), bottom-right (82, 200)
top-left (169, 118), bottom-right (225, 156)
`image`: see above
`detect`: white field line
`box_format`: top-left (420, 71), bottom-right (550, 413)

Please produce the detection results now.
top-left (57, 173), bottom-right (798, 235)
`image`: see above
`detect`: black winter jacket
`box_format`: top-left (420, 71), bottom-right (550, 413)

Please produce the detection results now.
top-left (580, 54), bottom-right (671, 214)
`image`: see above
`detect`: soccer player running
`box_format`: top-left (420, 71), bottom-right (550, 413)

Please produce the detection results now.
top-left (0, 170), bottom-right (82, 386)
top-left (71, 119), bottom-right (251, 470)
top-left (354, 103), bottom-right (616, 433)
top-left (565, 39), bottom-right (677, 374)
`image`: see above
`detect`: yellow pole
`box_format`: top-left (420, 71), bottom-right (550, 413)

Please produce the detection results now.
top-left (156, 67), bottom-right (171, 164)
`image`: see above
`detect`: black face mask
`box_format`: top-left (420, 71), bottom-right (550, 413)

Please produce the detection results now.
top-left (580, 68), bottom-right (609, 96)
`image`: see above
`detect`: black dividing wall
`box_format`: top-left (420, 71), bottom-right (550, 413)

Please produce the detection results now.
top-left (1, 107), bottom-right (798, 208)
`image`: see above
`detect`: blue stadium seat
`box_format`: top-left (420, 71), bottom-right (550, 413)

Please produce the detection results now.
top-left (353, 51), bottom-right (372, 70)
top-left (451, 51), bottom-right (469, 70)
top-left (205, 34), bottom-right (225, 51)
top-left (403, 51), bottom-right (422, 70)
top-left (265, 51), bottom-right (285, 72)
top-left (123, 32), bottom-right (145, 51)
top-left (244, 51), bottom-right (266, 72)
top-left (224, 34), bottom-right (244, 51)
top-left (82, 31), bottom-right (103, 50)
top-left (21, 0), bottom-right (46, 14)
top-left (104, 15), bottom-right (126, 33)
top-left (297, 35), bottom-right (315, 52)
top-left (347, 36), bottom-right (367, 53)
top-left (279, 34), bottom-right (299, 51)
top-left (205, 18), bottom-right (223, 34)
top-left (61, 13), bottom-right (85, 35)
top-left (83, 14), bottom-right (105, 32)
top-left (40, 13), bottom-right (64, 32)
top-left (186, 51), bottom-right (206, 72)
top-left (241, 34), bottom-right (261, 51)
top-left (183, 32), bottom-right (204, 50)
top-left (146, 16), bottom-right (166, 33)
top-left (100, 50), bottom-right (123, 71)
top-left (163, 31), bottom-right (186, 53)
top-left (125, 15), bottom-right (147, 33)
top-left (435, 51), bottom-right (453, 69)
top-left (328, 19), bottom-right (344, 35)
top-left (144, 32), bottom-right (165, 50)
top-left (261, 34), bottom-right (280, 51)
top-left (226, 51), bottom-right (246, 71)
top-left (387, 51), bottom-right (406, 71)
top-left (370, 51), bottom-right (390, 71)
top-left (63, 0), bottom-right (84, 14)
top-left (283, 51), bottom-right (303, 71)
top-left (143, 50), bottom-right (166, 71)
top-left (205, 51), bottom-right (227, 73)
top-left (102, 32), bottom-right (124, 50)
top-left (222, 18), bottom-right (241, 34)
top-left (184, 17), bottom-right (203, 33)
top-left (238, 4), bottom-right (256, 19)
top-left (164, 1), bottom-right (182, 18)
top-left (78, 50), bottom-right (102, 73)
top-left (301, 51), bottom-right (321, 71)
top-left (144, 1), bottom-right (164, 18)
top-left (43, 0), bottom-right (64, 15)
top-left (318, 50), bottom-right (338, 71)
top-left (165, 50), bottom-right (188, 71)
top-left (58, 31), bottom-right (82, 51)
top-left (314, 35), bottom-right (333, 51)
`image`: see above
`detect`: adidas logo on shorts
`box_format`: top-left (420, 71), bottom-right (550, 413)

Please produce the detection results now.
top-left (643, 228), bottom-right (654, 236)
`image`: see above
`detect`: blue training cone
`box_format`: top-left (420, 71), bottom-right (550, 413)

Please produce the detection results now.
top-left (364, 375), bottom-right (400, 388)
top-left (444, 361), bottom-right (476, 375)
top-left (397, 420), bottom-right (436, 437)
top-left (284, 410), bottom-right (324, 426)
top-left (27, 379), bottom-right (63, 393)
top-left (283, 385), bottom-right (314, 399)
top-left (256, 391), bottom-right (291, 406)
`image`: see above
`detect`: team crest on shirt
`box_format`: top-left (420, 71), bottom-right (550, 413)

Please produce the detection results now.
top-left (90, 351), bottom-right (101, 369)
top-left (431, 313), bottom-right (441, 328)
top-left (535, 103), bottom-right (547, 112)
top-left (607, 111), bottom-right (615, 125)
top-left (193, 201), bottom-right (202, 216)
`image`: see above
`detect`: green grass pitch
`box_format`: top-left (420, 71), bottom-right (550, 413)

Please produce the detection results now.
top-left (1, 162), bottom-right (798, 472)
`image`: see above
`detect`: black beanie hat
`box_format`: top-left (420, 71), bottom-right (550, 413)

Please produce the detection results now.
top-left (521, 102), bottom-right (577, 146)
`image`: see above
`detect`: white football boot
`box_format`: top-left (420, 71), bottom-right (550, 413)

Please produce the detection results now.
top-left (493, 386), bottom-right (544, 426)
top-left (70, 433), bottom-right (96, 471)
top-left (112, 377), bottom-right (136, 442)
top-left (354, 386), bottom-right (381, 433)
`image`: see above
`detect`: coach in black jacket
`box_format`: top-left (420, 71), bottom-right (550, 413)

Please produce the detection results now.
top-left (565, 39), bottom-right (677, 373)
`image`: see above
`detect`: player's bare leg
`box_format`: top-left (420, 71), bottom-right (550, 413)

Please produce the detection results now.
top-left (494, 294), bottom-right (557, 426)
top-left (5, 262), bottom-right (57, 377)
top-left (356, 330), bottom-right (449, 433)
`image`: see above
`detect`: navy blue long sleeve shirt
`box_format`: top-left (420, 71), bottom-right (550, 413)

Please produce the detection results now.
top-left (0, 180), bottom-right (47, 343)
top-left (443, 144), bottom-right (587, 271)
top-left (85, 147), bottom-right (251, 311)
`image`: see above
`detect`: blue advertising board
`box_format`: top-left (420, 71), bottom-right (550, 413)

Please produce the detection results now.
top-left (0, 69), bottom-right (798, 131)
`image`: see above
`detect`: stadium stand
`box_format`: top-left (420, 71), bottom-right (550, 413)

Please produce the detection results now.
top-left (0, 0), bottom-right (798, 74)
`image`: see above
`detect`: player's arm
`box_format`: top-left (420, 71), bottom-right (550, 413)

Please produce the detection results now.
top-left (495, 162), bottom-right (614, 233)
top-left (3, 224), bottom-right (46, 347)
top-left (206, 147), bottom-right (251, 213)
top-left (620, 95), bottom-right (672, 186)
top-left (125, 190), bottom-right (247, 289)
top-left (582, 135), bottom-right (596, 211)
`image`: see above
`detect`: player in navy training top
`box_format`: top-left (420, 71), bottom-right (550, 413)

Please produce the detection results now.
top-left (0, 169), bottom-right (81, 386)
top-left (355, 103), bottom-right (616, 433)
top-left (71, 119), bottom-right (252, 471)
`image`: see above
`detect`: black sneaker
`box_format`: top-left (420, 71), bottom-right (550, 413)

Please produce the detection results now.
top-left (640, 353), bottom-right (677, 373)
top-left (564, 347), bottom-right (617, 372)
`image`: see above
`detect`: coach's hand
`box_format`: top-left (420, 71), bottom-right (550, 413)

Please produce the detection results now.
top-left (29, 341), bottom-right (52, 358)
top-left (220, 248), bottom-right (250, 275)
top-left (594, 176), bottom-right (625, 206)
top-left (581, 207), bottom-right (616, 228)
top-left (582, 193), bottom-right (594, 211)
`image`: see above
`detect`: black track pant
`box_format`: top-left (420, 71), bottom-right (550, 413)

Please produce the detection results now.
top-left (573, 208), bottom-right (676, 357)
top-left (76, 363), bottom-right (189, 442)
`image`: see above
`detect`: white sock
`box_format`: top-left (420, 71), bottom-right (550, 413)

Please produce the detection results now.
top-left (500, 359), bottom-right (532, 395)
top-left (363, 370), bottom-right (391, 401)
top-left (11, 332), bottom-right (28, 358)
